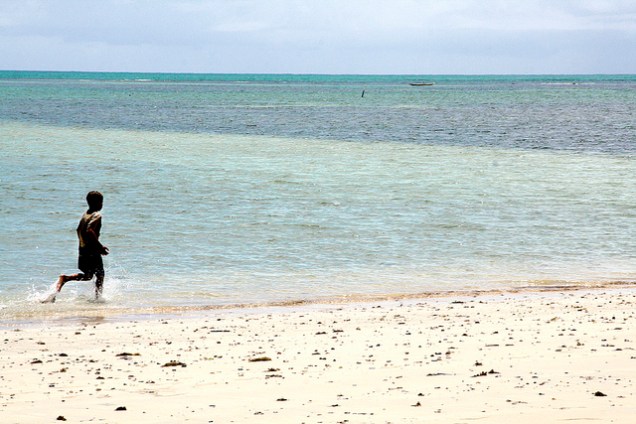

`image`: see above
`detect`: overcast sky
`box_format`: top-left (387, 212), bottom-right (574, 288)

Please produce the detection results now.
top-left (1, 0), bottom-right (635, 74)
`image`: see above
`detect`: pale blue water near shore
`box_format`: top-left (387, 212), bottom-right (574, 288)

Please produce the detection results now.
top-left (0, 71), bottom-right (634, 320)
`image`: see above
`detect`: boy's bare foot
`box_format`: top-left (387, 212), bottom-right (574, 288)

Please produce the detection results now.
top-left (56, 276), bottom-right (67, 292)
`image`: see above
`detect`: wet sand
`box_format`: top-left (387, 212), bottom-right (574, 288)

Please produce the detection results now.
top-left (1, 287), bottom-right (635, 423)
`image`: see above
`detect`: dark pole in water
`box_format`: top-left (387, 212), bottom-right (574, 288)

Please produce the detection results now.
top-left (361, 90), bottom-right (365, 98)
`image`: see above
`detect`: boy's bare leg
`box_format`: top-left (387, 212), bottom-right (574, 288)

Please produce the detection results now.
top-left (95, 275), bottom-right (104, 299)
top-left (56, 273), bottom-right (89, 292)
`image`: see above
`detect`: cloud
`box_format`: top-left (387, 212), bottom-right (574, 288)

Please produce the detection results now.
top-left (1, 0), bottom-right (635, 73)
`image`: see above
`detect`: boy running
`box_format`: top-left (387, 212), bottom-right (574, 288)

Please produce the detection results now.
top-left (55, 191), bottom-right (109, 299)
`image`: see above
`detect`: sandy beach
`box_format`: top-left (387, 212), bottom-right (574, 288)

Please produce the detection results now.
top-left (1, 287), bottom-right (634, 423)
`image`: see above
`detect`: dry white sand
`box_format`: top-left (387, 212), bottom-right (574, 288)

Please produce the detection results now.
top-left (1, 287), bottom-right (635, 423)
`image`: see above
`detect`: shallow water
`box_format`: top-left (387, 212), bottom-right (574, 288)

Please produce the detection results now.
top-left (1, 73), bottom-right (634, 319)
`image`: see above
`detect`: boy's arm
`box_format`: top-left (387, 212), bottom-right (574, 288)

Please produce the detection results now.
top-left (86, 228), bottom-right (109, 255)
top-left (86, 215), bottom-right (109, 255)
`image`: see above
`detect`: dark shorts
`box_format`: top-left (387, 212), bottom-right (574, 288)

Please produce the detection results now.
top-left (78, 253), bottom-right (104, 278)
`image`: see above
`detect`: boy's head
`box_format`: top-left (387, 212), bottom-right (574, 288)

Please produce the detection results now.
top-left (86, 191), bottom-right (104, 211)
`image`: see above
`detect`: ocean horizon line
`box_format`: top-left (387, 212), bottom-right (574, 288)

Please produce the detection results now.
top-left (2, 69), bottom-right (635, 78)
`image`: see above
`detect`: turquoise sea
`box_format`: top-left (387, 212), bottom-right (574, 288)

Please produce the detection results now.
top-left (0, 71), bottom-right (634, 320)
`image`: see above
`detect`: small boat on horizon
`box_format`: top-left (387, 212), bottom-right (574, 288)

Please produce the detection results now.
top-left (409, 82), bottom-right (435, 86)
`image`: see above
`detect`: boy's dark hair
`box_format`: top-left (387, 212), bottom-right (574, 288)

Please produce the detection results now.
top-left (86, 191), bottom-right (103, 208)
